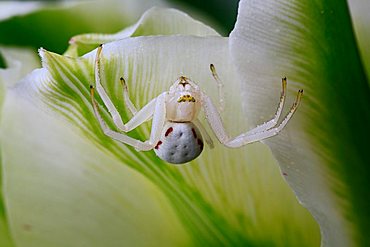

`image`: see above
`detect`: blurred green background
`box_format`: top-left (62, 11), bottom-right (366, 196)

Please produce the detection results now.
top-left (0, 0), bottom-right (239, 57)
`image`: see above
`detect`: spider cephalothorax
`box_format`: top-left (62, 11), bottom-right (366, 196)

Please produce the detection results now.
top-left (166, 76), bottom-right (201, 123)
top-left (90, 44), bottom-right (303, 164)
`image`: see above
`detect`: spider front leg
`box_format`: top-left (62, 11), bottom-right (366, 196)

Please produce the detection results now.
top-left (90, 86), bottom-right (167, 151)
top-left (201, 84), bottom-right (303, 148)
top-left (247, 77), bottom-right (287, 134)
top-left (95, 45), bottom-right (154, 131)
top-left (119, 77), bottom-right (138, 115)
top-left (210, 64), bottom-right (225, 113)
top-left (94, 44), bottom-right (128, 131)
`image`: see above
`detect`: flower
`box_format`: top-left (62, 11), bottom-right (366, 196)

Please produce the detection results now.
top-left (1, 0), bottom-right (369, 246)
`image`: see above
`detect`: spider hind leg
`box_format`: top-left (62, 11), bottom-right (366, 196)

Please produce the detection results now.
top-left (202, 77), bottom-right (303, 148)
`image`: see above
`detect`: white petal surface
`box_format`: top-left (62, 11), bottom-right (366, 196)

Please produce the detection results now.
top-left (230, 0), bottom-right (368, 246)
top-left (0, 2), bottom-right (43, 21)
top-left (0, 47), bottom-right (40, 247)
top-left (0, 47), bottom-right (40, 87)
top-left (65, 7), bottom-right (219, 57)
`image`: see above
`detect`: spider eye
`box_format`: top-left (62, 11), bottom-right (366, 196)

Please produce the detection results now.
top-left (177, 94), bottom-right (196, 103)
top-left (178, 81), bottom-right (189, 87)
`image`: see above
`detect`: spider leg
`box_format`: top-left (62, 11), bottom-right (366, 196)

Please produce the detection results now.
top-left (193, 119), bottom-right (214, 149)
top-left (201, 88), bottom-right (303, 148)
top-left (119, 77), bottom-right (138, 115)
top-left (209, 68), bottom-right (288, 134)
top-left (247, 77), bottom-right (287, 135)
top-left (91, 83), bottom-right (157, 132)
top-left (95, 45), bottom-right (154, 131)
top-left (210, 64), bottom-right (225, 113)
top-left (227, 89), bottom-right (303, 147)
top-left (90, 87), bottom-right (167, 151)
top-left (95, 44), bottom-right (130, 131)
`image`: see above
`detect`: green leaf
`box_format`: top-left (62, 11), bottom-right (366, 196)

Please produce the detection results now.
top-left (230, 0), bottom-right (370, 246)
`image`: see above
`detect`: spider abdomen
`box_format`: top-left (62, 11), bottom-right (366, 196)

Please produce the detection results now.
top-left (154, 122), bottom-right (203, 164)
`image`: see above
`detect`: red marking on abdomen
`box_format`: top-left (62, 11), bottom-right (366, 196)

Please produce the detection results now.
top-left (155, 141), bottom-right (162, 149)
top-left (197, 139), bottom-right (203, 149)
top-left (191, 128), bottom-right (197, 138)
top-left (283, 172), bottom-right (288, 176)
top-left (165, 127), bottom-right (173, 137)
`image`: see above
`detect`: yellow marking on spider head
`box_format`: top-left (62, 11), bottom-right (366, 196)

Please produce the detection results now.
top-left (177, 94), bottom-right (196, 103)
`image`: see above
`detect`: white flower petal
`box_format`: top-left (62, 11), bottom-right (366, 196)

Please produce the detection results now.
top-left (0, 47), bottom-right (40, 87)
top-left (65, 7), bottom-right (219, 57)
top-left (5, 35), bottom-right (318, 246)
top-left (0, 2), bottom-right (43, 21)
top-left (0, 46), bottom-right (40, 247)
top-left (2, 69), bottom-right (190, 247)
top-left (230, 0), bottom-right (370, 246)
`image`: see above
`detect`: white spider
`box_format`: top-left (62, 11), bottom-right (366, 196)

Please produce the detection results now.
top-left (90, 44), bottom-right (303, 164)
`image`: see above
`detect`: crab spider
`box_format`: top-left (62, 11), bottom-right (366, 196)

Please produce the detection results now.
top-left (90, 44), bottom-right (303, 164)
